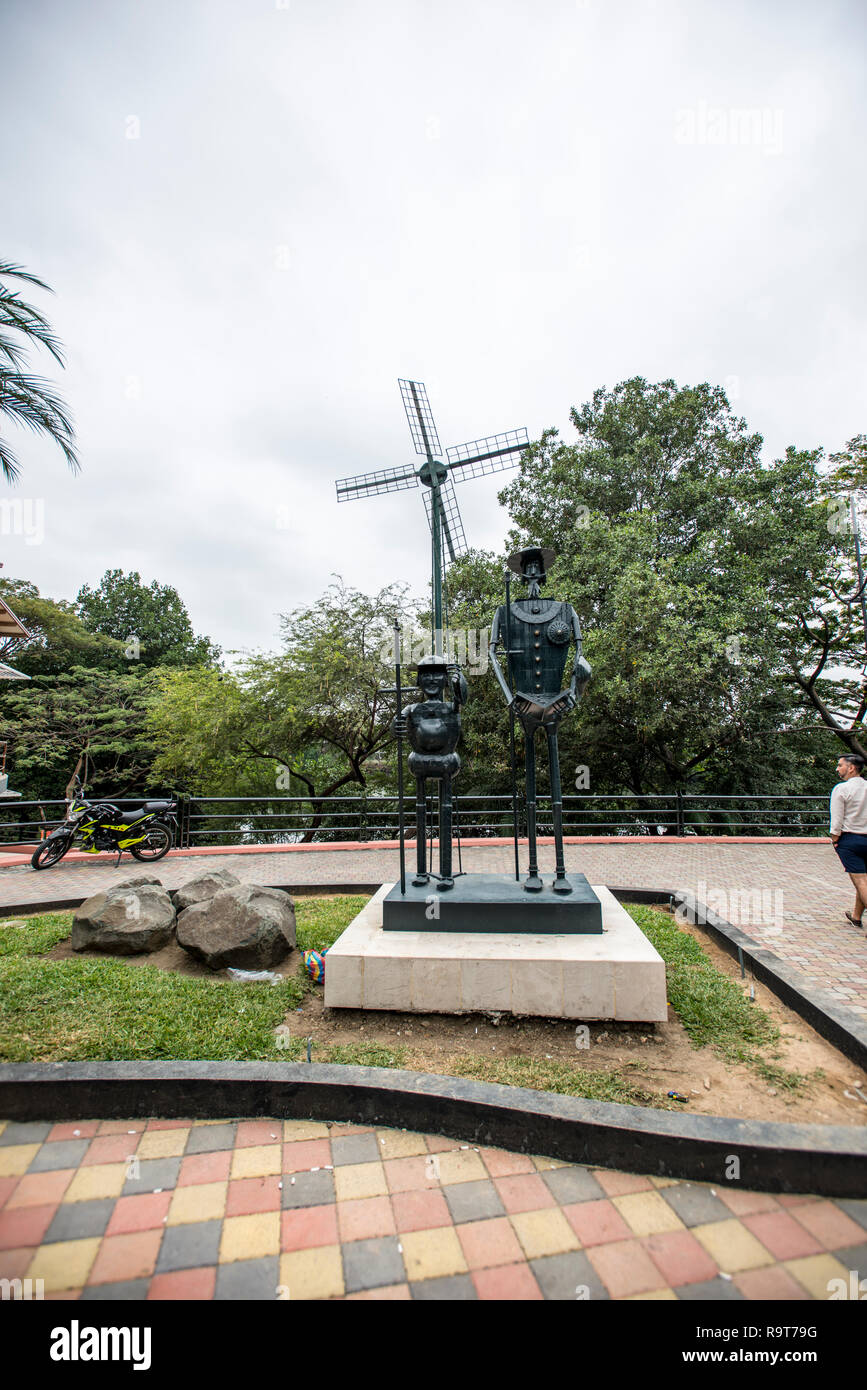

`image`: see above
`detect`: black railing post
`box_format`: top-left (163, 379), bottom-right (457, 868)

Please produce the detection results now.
top-left (676, 788), bottom-right (685, 837)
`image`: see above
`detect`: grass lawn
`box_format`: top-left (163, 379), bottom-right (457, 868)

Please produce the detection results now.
top-left (0, 897), bottom-right (810, 1104)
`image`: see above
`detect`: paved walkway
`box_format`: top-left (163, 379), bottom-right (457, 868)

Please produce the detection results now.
top-left (1, 1115), bottom-right (865, 1301)
top-left (3, 840), bottom-right (866, 1019)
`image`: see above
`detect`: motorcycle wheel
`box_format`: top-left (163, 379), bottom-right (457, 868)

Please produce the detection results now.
top-left (31, 836), bottom-right (73, 870)
top-left (129, 822), bottom-right (172, 862)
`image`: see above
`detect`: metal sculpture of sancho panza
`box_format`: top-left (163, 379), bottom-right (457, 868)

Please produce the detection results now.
top-left (335, 380), bottom-right (529, 657)
top-left (490, 546), bottom-right (591, 895)
top-left (394, 655), bottom-right (468, 892)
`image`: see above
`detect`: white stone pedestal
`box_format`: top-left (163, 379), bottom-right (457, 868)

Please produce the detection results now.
top-left (324, 884), bottom-right (667, 1022)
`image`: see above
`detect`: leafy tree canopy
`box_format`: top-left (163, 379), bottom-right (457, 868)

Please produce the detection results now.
top-left (76, 569), bottom-right (220, 669)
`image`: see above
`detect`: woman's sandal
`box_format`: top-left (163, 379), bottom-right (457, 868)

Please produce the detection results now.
top-left (845, 912), bottom-right (863, 929)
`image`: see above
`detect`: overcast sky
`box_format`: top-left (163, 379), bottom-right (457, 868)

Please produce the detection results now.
top-left (2, 0), bottom-right (865, 658)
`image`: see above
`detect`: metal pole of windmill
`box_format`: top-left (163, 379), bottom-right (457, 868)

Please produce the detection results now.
top-left (431, 479), bottom-right (444, 656)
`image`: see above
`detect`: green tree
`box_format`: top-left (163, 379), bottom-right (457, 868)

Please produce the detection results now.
top-left (76, 569), bottom-right (220, 669)
top-left (0, 577), bottom-right (124, 677)
top-left (445, 378), bottom-right (859, 813)
top-left (1, 665), bottom-right (161, 802)
top-left (0, 261), bottom-right (78, 483)
top-left (150, 580), bottom-right (417, 839)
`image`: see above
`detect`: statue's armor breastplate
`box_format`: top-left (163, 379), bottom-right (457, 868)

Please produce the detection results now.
top-left (407, 701), bottom-right (460, 756)
top-left (406, 699), bottom-right (461, 779)
top-left (496, 599), bottom-right (574, 698)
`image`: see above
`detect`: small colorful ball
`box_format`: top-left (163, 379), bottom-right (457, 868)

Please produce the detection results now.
top-left (303, 949), bottom-right (326, 983)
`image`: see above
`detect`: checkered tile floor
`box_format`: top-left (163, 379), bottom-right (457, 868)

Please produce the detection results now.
top-left (1, 1117), bottom-right (865, 1300)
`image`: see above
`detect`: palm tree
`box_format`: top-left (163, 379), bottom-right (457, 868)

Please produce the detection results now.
top-left (0, 260), bottom-right (79, 483)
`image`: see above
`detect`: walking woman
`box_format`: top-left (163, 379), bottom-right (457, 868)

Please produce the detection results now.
top-left (830, 752), bottom-right (867, 932)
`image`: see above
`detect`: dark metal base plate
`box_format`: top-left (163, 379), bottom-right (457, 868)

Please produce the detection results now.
top-left (382, 872), bottom-right (603, 934)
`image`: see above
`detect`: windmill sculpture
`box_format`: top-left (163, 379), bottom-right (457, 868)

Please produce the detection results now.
top-left (335, 380), bottom-right (529, 654)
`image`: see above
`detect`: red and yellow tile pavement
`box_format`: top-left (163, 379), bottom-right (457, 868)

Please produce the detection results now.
top-left (1, 1116), bottom-right (865, 1300)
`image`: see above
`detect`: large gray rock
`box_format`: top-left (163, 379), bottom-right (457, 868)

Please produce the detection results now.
top-left (176, 884), bottom-right (296, 970)
top-left (170, 867), bottom-right (241, 912)
top-left (72, 880), bottom-right (176, 955)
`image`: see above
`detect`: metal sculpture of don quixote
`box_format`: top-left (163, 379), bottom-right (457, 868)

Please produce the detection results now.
top-left (335, 378), bottom-right (602, 934)
top-left (489, 545), bottom-right (592, 897)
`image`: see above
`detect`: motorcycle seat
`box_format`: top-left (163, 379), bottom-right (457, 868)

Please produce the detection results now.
top-left (144, 801), bottom-right (173, 811)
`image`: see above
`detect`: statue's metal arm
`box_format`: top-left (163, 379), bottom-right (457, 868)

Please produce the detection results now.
top-left (568, 609), bottom-right (592, 706)
top-left (488, 610), bottom-right (515, 706)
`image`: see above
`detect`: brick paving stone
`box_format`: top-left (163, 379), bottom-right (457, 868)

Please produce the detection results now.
top-left (6, 1170), bottom-right (75, 1208)
top-left (539, 1166), bottom-right (607, 1207)
top-left (641, 1230), bottom-right (720, 1288)
top-left (472, 1262), bottom-right (543, 1300)
top-left (494, 1174), bottom-right (557, 1214)
top-left (155, 1220), bottom-right (222, 1273)
top-left (410, 1273), bottom-right (478, 1300)
top-left (226, 1176), bottom-right (282, 1218)
top-left (442, 1179), bottom-right (505, 1225)
top-left (791, 1200), bottom-right (867, 1250)
top-left (455, 1216), bottom-right (524, 1270)
top-left (282, 1203), bottom-right (340, 1251)
top-left (148, 1268), bottom-right (216, 1300)
top-left (392, 1189), bottom-right (451, 1234)
top-left (48, 1122), bottom-right (100, 1142)
top-left (331, 1133), bottom-right (381, 1166)
top-left (184, 1124), bottom-right (237, 1155)
top-left (530, 1250), bottom-right (610, 1301)
top-left (89, 1230), bottom-right (163, 1285)
top-left (563, 1198), bottom-right (633, 1247)
top-left (28, 1140), bottom-right (90, 1172)
top-left (342, 1235), bottom-right (405, 1293)
top-left (677, 1277), bottom-right (745, 1300)
top-left (43, 1199), bottom-right (115, 1244)
top-left (0, 1203), bottom-right (57, 1250)
top-left (215, 1256), bottom-right (280, 1301)
top-left (281, 1169), bottom-right (335, 1209)
top-left (0, 1123), bottom-right (53, 1146)
top-left (833, 1242), bottom-right (867, 1278)
top-left (336, 1195), bottom-right (395, 1243)
top-left (106, 1193), bottom-right (172, 1236)
top-left (80, 1279), bottom-right (150, 1300)
top-left (660, 1184), bottom-right (733, 1228)
top-left (836, 1200), bottom-right (867, 1231)
top-left (741, 1211), bottom-right (824, 1261)
top-left (122, 1158), bottom-right (181, 1197)
top-left (282, 1139), bottom-right (331, 1174)
top-left (178, 1152), bottom-right (233, 1187)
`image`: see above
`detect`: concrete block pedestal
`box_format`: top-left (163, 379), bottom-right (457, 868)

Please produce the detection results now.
top-left (324, 884), bottom-right (667, 1022)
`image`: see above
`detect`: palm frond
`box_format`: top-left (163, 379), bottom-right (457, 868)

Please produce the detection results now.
top-left (0, 261), bottom-right (55, 294)
top-left (0, 372), bottom-right (80, 474)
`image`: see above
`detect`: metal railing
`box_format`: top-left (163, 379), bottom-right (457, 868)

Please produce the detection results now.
top-left (0, 791), bottom-right (831, 849)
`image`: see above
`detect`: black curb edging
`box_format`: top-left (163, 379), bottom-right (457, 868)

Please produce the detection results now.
top-left (606, 887), bottom-right (867, 1075)
top-left (1, 1061), bottom-right (865, 1197)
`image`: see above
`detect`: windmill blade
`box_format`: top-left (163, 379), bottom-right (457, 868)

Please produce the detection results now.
top-left (335, 464), bottom-right (419, 502)
top-left (399, 378), bottom-right (443, 460)
top-left (422, 475), bottom-right (468, 562)
top-left (447, 427), bottom-right (529, 482)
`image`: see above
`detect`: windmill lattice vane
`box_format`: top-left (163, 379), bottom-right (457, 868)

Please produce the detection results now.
top-left (335, 380), bottom-right (529, 642)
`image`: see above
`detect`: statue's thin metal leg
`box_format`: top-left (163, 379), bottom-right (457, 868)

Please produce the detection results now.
top-left (437, 775), bottom-right (454, 891)
top-left (546, 724), bottom-right (572, 894)
top-left (413, 776), bottom-right (429, 886)
top-left (524, 728), bottom-right (543, 893)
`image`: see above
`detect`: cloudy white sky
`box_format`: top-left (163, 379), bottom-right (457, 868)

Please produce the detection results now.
top-left (2, 0), bottom-right (865, 658)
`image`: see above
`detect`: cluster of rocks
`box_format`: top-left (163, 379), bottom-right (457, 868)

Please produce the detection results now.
top-left (71, 867), bottom-right (296, 970)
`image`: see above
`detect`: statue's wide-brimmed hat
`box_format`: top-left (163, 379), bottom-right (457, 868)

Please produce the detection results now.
top-left (507, 545), bottom-right (556, 579)
top-left (414, 654), bottom-right (450, 673)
